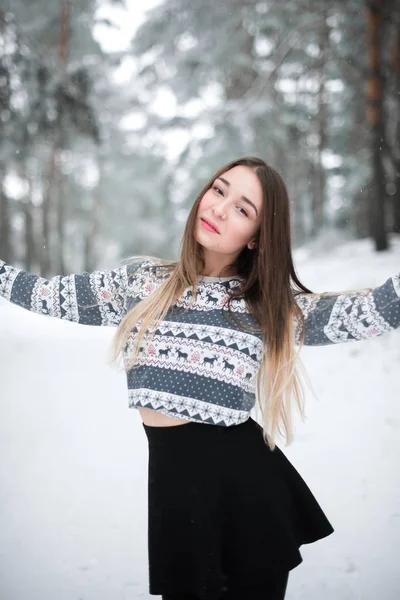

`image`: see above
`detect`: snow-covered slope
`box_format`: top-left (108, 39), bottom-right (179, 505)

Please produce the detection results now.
top-left (0, 235), bottom-right (399, 600)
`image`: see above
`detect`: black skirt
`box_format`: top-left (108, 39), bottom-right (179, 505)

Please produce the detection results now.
top-left (142, 417), bottom-right (333, 600)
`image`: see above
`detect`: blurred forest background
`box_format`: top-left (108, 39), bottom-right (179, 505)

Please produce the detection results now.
top-left (0, 0), bottom-right (399, 277)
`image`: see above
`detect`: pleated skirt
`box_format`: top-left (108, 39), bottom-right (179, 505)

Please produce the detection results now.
top-left (142, 417), bottom-right (334, 600)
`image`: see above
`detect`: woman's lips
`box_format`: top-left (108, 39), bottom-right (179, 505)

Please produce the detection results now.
top-left (200, 218), bottom-right (220, 234)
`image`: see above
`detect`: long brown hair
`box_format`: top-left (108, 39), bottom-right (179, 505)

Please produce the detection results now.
top-left (112, 157), bottom-right (313, 449)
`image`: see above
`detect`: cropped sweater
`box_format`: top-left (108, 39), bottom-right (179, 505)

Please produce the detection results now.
top-left (1, 258), bottom-right (399, 426)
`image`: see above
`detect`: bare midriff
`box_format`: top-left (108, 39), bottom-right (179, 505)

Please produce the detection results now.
top-left (138, 406), bottom-right (191, 427)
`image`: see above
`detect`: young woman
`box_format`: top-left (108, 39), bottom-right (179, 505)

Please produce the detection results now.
top-left (1, 156), bottom-right (399, 600)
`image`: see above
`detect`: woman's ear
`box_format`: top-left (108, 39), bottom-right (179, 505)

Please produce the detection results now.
top-left (247, 239), bottom-right (257, 250)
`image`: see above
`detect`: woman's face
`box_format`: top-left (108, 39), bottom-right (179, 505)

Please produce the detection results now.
top-left (194, 165), bottom-right (263, 272)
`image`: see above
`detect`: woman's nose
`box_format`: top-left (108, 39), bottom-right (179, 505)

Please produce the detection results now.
top-left (212, 202), bottom-right (227, 220)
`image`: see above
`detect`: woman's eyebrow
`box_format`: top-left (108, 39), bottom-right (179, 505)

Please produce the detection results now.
top-left (217, 176), bottom-right (259, 216)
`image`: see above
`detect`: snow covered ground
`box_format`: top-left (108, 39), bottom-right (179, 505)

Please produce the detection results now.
top-left (0, 235), bottom-right (399, 600)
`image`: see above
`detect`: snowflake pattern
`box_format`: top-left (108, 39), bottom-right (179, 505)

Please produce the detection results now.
top-left (129, 388), bottom-right (248, 426)
top-left (1, 257), bottom-right (400, 428)
top-left (324, 293), bottom-right (391, 342)
top-left (0, 263), bottom-right (19, 300)
top-left (133, 267), bottom-right (249, 314)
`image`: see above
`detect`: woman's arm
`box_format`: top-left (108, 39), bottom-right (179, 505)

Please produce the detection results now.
top-left (294, 274), bottom-right (400, 346)
top-left (0, 258), bottom-right (145, 327)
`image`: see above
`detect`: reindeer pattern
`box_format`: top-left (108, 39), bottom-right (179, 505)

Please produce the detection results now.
top-left (2, 257), bottom-right (400, 426)
top-left (130, 264), bottom-right (248, 314)
top-left (134, 333), bottom-right (258, 391)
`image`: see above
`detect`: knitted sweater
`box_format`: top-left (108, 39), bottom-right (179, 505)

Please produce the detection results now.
top-left (1, 258), bottom-right (399, 426)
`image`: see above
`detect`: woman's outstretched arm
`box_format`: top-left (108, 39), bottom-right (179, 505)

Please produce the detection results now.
top-left (294, 273), bottom-right (400, 346)
top-left (0, 258), bottom-right (145, 327)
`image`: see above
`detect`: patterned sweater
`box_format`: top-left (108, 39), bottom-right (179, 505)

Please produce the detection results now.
top-left (1, 258), bottom-right (399, 426)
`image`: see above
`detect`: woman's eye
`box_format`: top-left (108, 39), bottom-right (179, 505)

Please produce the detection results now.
top-left (211, 186), bottom-right (248, 217)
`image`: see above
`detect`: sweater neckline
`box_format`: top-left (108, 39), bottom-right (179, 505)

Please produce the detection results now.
top-left (198, 275), bottom-right (242, 283)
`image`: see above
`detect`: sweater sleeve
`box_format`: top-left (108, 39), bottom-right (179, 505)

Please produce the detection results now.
top-left (0, 258), bottom-right (145, 327)
top-left (294, 273), bottom-right (400, 346)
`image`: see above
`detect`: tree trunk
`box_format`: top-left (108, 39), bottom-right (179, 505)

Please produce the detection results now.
top-left (366, 0), bottom-right (389, 251)
top-left (24, 175), bottom-right (36, 271)
top-left (390, 0), bottom-right (400, 233)
top-left (0, 169), bottom-right (12, 262)
top-left (0, 13), bottom-right (12, 263)
top-left (54, 143), bottom-right (66, 275)
top-left (54, 0), bottom-right (72, 275)
top-left (40, 157), bottom-right (53, 277)
top-left (83, 143), bottom-right (104, 271)
top-left (308, 158), bottom-right (317, 239)
top-left (311, 5), bottom-right (330, 237)
top-left (84, 190), bottom-right (101, 272)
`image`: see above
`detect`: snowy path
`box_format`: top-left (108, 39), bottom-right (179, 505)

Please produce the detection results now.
top-left (0, 236), bottom-right (399, 599)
